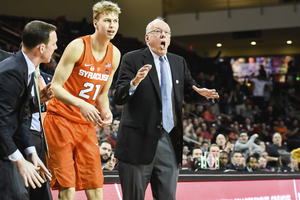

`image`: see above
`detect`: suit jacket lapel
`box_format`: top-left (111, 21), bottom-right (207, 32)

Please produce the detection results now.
top-left (14, 51), bottom-right (31, 122)
top-left (167, 53), bottom-right (180, 105)
top-left (142, 48), bottom-right (161, 102)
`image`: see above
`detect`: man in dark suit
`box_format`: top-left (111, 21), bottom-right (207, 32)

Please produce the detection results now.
top-left (0, 20), bottom-right (57, 200)
top-left (29, 65), bottom-right (53, 200)
top-left (113, 17), bottom-right (219, 200)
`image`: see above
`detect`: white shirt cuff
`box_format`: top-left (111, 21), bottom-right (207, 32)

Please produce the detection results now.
top-left (129, 80), bottom-right (138, 95)
top-left (8, 149), bottom-right (23, 161)
top-left (24, 146), bottom-right (37, 155)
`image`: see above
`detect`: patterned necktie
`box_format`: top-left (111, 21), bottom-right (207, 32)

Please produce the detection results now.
top-left (159, 56), bottom-right (174, 132)
top-left (33, 70), bottom-right (49, 158)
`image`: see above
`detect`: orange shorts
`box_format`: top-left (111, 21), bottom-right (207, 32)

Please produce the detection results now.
top-left (44, 114), bottom-right (103, 190)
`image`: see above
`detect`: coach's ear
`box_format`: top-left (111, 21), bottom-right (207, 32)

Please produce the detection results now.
top-left (145, 34), bottom-right (150, 46)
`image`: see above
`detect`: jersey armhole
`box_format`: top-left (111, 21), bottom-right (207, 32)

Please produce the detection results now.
top-left (74, 38), bottom-right (86, 68)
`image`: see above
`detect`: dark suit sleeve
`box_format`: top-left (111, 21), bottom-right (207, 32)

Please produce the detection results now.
top-left (0, 69), bottom-right (32, 157)
top-left (113, 53), bottom-right (138, 105)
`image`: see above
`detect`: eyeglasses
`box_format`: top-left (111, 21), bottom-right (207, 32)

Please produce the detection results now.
top-left (148, 28), bottom-right (171, 36)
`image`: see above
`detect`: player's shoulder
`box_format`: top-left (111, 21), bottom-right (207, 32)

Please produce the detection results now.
top-left (63, 38), bottom-right (85, 59)
top-left (112, 44), bottom-right (121, 58)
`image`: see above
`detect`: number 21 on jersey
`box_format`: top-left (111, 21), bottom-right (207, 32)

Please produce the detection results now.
top-left (79, 82), bottom-right (102, 101)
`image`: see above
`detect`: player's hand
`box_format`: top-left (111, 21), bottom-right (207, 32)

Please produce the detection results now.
top-left (97, 112), bottom-right (113, 127)
top-left (192, 86), bottom-right (219, 99)
top-left (13, 157), bottom-right (45, 189)
top-left (132, 64), bottom-right (152, 86)
top-left (78, 100), bottom-right (102, 124)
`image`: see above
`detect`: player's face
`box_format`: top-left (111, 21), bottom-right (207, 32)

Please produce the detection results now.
top-left (41, 31), bottom-right (57, 63)
top-left (145, 20), bottom-right (171, 57)
top-left (94, 12), bottom-right (119, 40)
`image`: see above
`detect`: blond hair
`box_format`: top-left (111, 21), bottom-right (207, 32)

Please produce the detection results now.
top-left (93, 1), bottom-right (121, 20)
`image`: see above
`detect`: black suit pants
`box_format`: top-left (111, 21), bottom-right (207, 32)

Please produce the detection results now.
top-left (119, 129), bottom-right (179, 200)
top-left (28, 130), bottom-right (52, 200)
top-left (0, 159), bottom-right (29, 200)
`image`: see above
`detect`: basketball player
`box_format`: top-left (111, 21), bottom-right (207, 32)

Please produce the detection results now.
top-left (43, 1), bottom-right (121, 199)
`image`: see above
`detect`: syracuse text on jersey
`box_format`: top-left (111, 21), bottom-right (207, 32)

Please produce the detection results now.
top-left (78, 69), bottom-right (109, 81)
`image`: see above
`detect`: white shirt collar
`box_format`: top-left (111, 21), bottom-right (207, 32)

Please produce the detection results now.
top-left (149, 48), bottom-right (166, 61)
top-left (21, 51), bottom-right (36, 76)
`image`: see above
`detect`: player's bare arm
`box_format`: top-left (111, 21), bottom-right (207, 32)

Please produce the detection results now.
top-left (96, 45), bottom-right (121, 127)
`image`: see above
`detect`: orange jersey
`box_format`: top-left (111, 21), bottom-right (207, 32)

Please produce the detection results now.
top-left (47, 35), bottom-right (113, 123)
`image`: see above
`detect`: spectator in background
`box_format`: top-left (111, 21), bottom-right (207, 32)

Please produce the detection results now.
top-left (226, 151), bottom-right (244, 171)
top-left (100, 125), bottom-right (112, 140)
top-left (262, 105), bottom-right (278, 127)
top-left (241, 104), bottom-right (255, 123)
top-left (95, 125), bottom-right (101, 141)
top-left (258, 141), bottom-right (266, 151)
top-left (266, 133), bottom-right (289, 167)
top-left (275, 119), bottom-right (289, 140)
top-left (245, 155), bottom-right (259, 172)
top-left (260, 151), bottom-right (274, 170)
top-left (258, 156), bottom-right (269, 171)
top-left (258, 122), bottom-right (272, 142)
top-left (259, 65), bottom-right (267, 79)
top-left (219, 91), bottom-right (234, 116)
top-left (182, 154), bottom-right (188, 165)
top-left (287, 60), bottom-right (297, 83)
top-left (216, 134), bottom-right (234, 153)
top-left (229, 121), bottom-right (241, 142)
top-left (182, 145), bottom-right (190, 157)
top-left (234, 131), bottom-right (264, 160)
top-left (184, 121), bottom-right (197, 141)
top-left (192, 105), bottom-right (204, 118)
top-left (279, 152), bottom-right (293, 172)
top-left (248, 72), bottom-right (273, 110)
top-left (219, 150), bottom-right (229, 170)
top-left (199, 122), bottom-right (211, 141)
top-left (209, 143), bottom-right (220, 158)
top-left (252, 105), bottom-right (262, 124)
top-left (203, 105), bottom-right (218, 125)
top-left (291, 158), bottom-right (299, 171)
top-left (106, 118), bottom-right (120, 149)
top-left (201, 140), bottom-right (209, 153)
top-left (232, 82), bottom-right (246, 116)
top-left (209, 127), bottom-right (217, 141)
top-left (286, 117), bottom-right (300, 151)
top-left (181, 147), bottom-right (203, 170)
top-left (241, 117), bottom-right (260, 136)
top-left (99, 139), bottom-right (116, 171)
